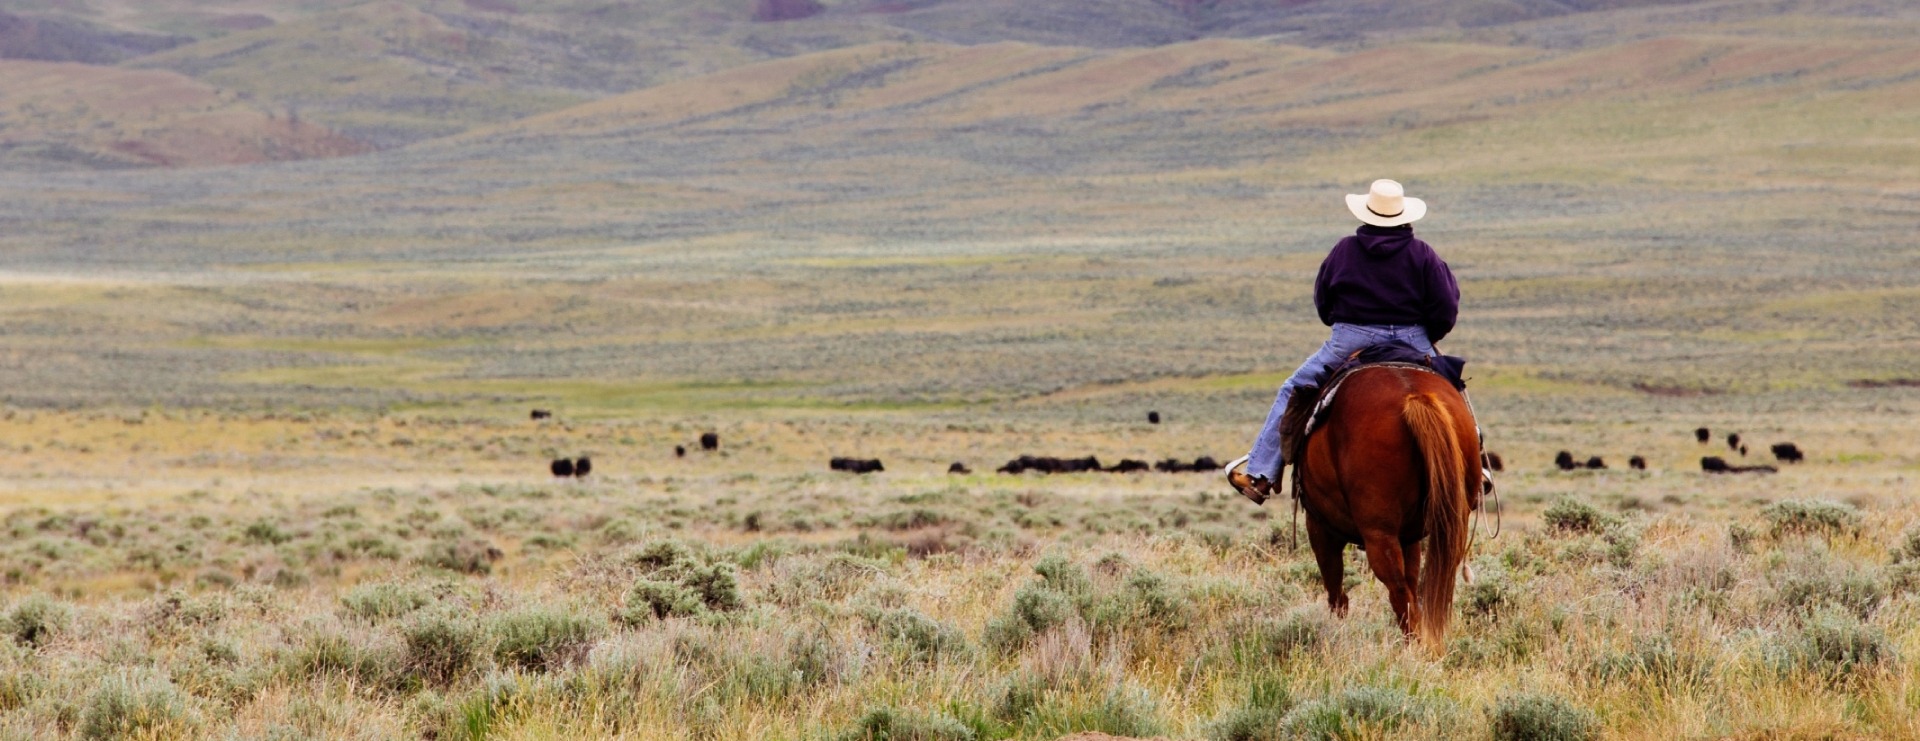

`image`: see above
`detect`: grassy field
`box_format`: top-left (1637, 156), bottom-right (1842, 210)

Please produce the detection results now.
top-left (3, 1), bottom-right (1920, 738)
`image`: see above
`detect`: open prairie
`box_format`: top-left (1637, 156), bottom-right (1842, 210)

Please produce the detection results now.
top-left (1, 0), bottom-right (1919, 739)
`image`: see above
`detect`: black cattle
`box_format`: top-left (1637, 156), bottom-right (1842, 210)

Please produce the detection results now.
top-left (1108, 459), bottom-right (1150, 473)
top-left (1726, 433), bottom-right (1741, 450)
top-left (530, 409), bottom-right (552, 420)
top-left (1193, 456), bottom-right (1220, 471)
top-left (1147, 411), bottom-right (1161, 425)
top-left (948, 462), bottom-right (971, 474)
top-left (1629, 455), bottom-right (1646, 470)
top-left (573, 457), bottom-right (591, 478)
top-left (700, 432), bottom-right (719, 451)
top-left (1703, 456), bottom-right (1777, 474)
top-left (829, 457), bottom-right (884, 474)
top-left (550, 458), bottom-right (574, 477)
top-left (674, 445), bottom-right (686, 458)
top-left (1771, 442), bottom-right (1805, 463)
top-left (1695, 427), bottom-right (1710, 443)
top-left (1739, 444), bottom-right (1748, 457)
top-left (1554, 451), bottom-right (1577, 471)
top-left (1585, 456), bottom-right (1607, 470)
top-left (1482, 451), bottom-right (1505, 472)
top-left (1059, 456), bottom-right (1102, 473)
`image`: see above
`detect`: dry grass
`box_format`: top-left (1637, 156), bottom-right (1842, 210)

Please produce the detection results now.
top-left (0, 404), bottom-right (1916, 738)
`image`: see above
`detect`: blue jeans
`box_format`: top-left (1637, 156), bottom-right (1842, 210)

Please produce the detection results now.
top-left (1245, 323), bottom-right (1436, 480)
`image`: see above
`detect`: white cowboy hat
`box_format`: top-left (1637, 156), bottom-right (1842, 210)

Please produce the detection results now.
top-left (1345, 179), bottom-right (1426, 227)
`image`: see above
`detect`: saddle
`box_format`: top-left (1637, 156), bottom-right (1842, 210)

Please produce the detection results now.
top-left (1279, 341), bottom-right (1473, 503)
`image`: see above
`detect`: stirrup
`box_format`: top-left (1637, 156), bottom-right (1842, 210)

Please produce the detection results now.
top-left (1224, 455), bottom-right (1270, 505)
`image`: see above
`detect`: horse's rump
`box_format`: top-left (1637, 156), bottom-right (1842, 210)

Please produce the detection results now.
top-left (1298, 365), bottom-right (1478, 648)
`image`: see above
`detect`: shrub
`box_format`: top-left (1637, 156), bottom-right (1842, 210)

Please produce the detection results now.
top-left (872, 608), bottom-right (967, 662)
top-left (417, 538), bottom-right (501, 575)
top-left (1769, 608), bottom-right (1895, 678)
top-left (835, 706), bottom-right (976, 741)
top-left (1460, 567), bottom-right (1516, 621)
top-left (4, 594), bottom-right (72, 648)
top-left (79, 672), bottom-right (195, 740)
top-left (1279, 685), bottom-right (1433, 740)
top-left (1113, 569), bottom-right (1190, 631)
top-left (1205, 676), bottom-right (1294, 741)
top-left (1892, 526), bottom-right (1920, 563)
top-left (1585, 635), bottom-right (1708, 688)
top-left (402, 610), bottom-right (483, 685)
top-left (1760, 500), bottom-right (1861, 539)
top-left (242, 520), bottom-right (292, 545)
top-left (1488, 693), bottom-right (1598, 741)
top-left (619, 550), bottom-right (745, 623)
top-left (1773, 568), bottom-right (1884, 618)
top-left (1230, 611), bottom-right (1324, 665)
top-left (490, 607), bottom-right (604, 672)
top-left (289, 631), bottom-right (396, 687)
top-left (341, 582), bottom-right (432, 622)
top-left (1032, 555), bottom-right (1093, 596)
top-left (1542, 500), bottom-right (1611, 534)
top-left (983, 583), bottom-right (1075, 652)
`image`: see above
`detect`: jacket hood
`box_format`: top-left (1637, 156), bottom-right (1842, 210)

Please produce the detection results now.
top-left (1353, 224), bottom-right (1414, 258)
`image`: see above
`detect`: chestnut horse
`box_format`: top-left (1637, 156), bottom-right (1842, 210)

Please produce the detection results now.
top-left (1257, 365), bottom-right (1480, 648)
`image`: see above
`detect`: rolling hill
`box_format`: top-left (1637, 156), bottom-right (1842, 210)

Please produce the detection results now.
top-left (0, 59), bottom-right (368, 169)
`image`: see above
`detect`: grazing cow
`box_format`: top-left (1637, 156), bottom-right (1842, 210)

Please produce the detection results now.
top-left (1147, 411), bottom-right (1161, 425)
top-left (1108, 459), bottom-right (1150, 473)
top-left (830, 457), bottom-right (884, 474)
top-left (1695, 427), bottom-right (1710, 443)
top-left (1629, 455), bottom-right (1646, 470)
top-left (948, 462), bottom-right (971, 474)
top-left (675, 445), bottom-right (686, 458)
top-left (1771, 442), bottom-right (1805, 463)
top-left (1739, 444), bottom-right (1748, 457)
top-left (700, 432), bottom-right (719, 451)
top-left (550, 458), bottom-right (574, 477)
top-left (530, 409), bottom-right (552, 421)
top-left (1554, 451), bottom-right (1577, 471)
top-left (1482, 451), bottom-right (1505, 472)
top-left (1585, 456), bottom-right (1607, 470)
top-left (573, 457), bottom-right (591, 478)
top-left (1726, 433), bottom-right (1741, 450)
top-left (1702, 456), bottom-right (1777, 474)
top-left (1192, 456), bottom-right (1220, 471)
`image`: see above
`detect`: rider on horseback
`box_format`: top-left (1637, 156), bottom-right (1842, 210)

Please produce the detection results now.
top-left (1234, 179), bottom-right (1460, 499)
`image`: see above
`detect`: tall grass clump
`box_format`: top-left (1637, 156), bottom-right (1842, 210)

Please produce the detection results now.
top-left (1761, 500), bottom-right (1861, 539)
top-left (1488, 693), bottom-right (1598, 741)
top-left (489, 606), bottom-right (604, 672)
top-left (79, 672), bottom-right (196, 740)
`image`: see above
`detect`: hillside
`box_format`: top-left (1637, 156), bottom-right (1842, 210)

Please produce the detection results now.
top-left (0, 5), bottom-right (1916, 410)
top-left (0, 60), bottom-right (368, 169)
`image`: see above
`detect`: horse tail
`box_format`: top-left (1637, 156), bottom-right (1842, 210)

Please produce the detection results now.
top-left (1402, 392), bottom-right (1470, 648)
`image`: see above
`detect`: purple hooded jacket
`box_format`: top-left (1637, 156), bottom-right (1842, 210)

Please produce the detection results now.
top-left (1313, 224), bottom-right (1459, 343)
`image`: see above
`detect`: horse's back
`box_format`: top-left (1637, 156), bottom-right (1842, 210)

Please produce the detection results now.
top-left (1302, 366), bottom-right (1478, 540)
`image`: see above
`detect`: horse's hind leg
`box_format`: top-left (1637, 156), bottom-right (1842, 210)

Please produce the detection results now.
top-left (1306, 519), bottom-right (1349, 617)
top-left (1361, 533), bottom-right (1419, 638)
